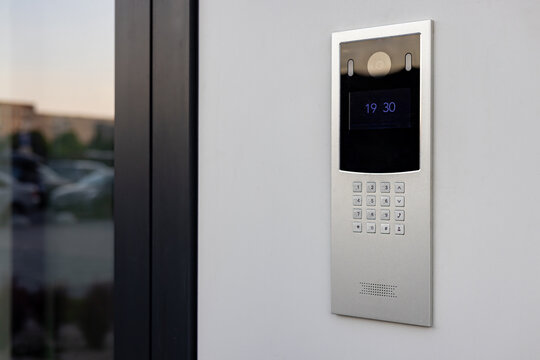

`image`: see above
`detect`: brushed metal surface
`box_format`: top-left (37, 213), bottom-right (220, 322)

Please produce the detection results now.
top-left (331, 20), bottom-right (433, 326)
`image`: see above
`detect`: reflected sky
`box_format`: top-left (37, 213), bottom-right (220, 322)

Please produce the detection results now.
top-left (0, 0), bottom-right (114, 119)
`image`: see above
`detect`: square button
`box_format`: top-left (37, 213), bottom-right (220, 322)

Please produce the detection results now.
top-left (395, 182), bottom-right (405, 193)
top-left (381, 209), bottom-right (390, 220)
top-left (366, 182), bottom-right (376, 193)
top-left (380, 182), bottom-right (390, 193)
top-left (366, 222), bottom-right (376, 233)
top-left (380, 196), bottom-right (390, 207)
top-left (381, 223), bottom-right (390, 234)
top-left (353, 196), bottom-right (362, 206)
top-left (366, 195), bottom-right (376, 206)
top-left (353, 222), bottom-right (362, 233)
top-left (394, 210), bottom-right (405, 221)
top-left (353, 208), bottom-right (362, 219)
top-left (353, 182), bottom-right (362, 192)
top-left (366, 209), bottom-right (376, 220)
top-left (395, 196), bottom-right (405, 207)
top-left (395, 224), bottom-right (405, 235)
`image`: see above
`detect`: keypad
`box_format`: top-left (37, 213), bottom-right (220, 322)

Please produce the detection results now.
top-left (351, 181), bottom-right (406, 235)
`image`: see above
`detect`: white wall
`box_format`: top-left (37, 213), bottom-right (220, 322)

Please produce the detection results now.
top-left (198, 1), bottom-right (540, 359)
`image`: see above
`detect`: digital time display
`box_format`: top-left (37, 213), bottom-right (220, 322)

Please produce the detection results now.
top-left (349, 88), bottom-right (411, 130)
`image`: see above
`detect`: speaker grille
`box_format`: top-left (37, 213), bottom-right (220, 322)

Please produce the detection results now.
top-left (359, 282), bottom-right (398, 298)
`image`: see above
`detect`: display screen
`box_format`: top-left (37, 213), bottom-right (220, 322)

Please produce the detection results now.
top-left (349, 88), bottom-right (411, 130)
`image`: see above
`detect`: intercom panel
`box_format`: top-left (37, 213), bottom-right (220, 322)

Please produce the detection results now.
top-left (331, 21), bottom-right (432, 326)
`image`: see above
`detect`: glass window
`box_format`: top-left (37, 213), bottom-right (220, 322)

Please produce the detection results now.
top-left (0, 1), bottom-right (114, 359)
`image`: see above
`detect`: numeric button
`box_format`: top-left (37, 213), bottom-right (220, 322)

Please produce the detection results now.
top-left (381, 209), bottom-right (390, 220)
top-left (380, 182), bottom-right (390, 193)
top-left (366, 195), bottom-right (376, 206)
top-left (366, 223), bottom-right (376, 233)
top-left (353, 196), bottom-right (362, 206)
top-left (366, 182), bottom-right (376, 193)
top-left (353, 182), bottom-right (362, 192)
top-left (353, 208), bottom-right (362, 219)
top-left (366, 209), bottom-right (376, 220)
top-left (381, 196), bottom-right (390, 207)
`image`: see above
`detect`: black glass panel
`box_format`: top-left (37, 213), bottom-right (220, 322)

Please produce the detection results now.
top-left (339, 36), bottom-right (420, 174)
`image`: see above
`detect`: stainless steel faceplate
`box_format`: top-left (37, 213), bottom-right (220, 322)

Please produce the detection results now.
top-left (331, 20), bottom-right (432, 326)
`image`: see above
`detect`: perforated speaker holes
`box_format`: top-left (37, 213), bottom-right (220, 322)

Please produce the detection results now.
top-left (359, 282), bottom-right (398, 298)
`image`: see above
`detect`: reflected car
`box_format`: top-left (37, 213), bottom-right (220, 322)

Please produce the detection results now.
top-left (11, 154), bottom-right (69, 207)
top-left (38, 163), bottom-right (70, 192)
top-left (49, 160), bottom-right (109, 183)
top-left (0, 171), bottom-right (41, 218)
top-left (50, 168), bottom-right (113, 219)
top-left (11, 154), bottom-right (46, 210)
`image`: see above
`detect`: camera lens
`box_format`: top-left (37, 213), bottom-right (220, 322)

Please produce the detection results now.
top-left (367, 51), bottom-right (391, 77)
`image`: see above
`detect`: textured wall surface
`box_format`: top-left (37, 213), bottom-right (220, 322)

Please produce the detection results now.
top-left (199, 1), bottom-right (540, 359)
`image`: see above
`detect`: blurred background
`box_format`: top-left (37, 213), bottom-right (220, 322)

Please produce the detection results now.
top-left (0, 1), bottom-right (114, 359)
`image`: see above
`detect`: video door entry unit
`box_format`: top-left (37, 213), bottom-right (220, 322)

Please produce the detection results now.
top-left (331, 20), bottom-right (433, 326)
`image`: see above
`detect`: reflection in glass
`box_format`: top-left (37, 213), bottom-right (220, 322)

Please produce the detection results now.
top-left (0, 1), bottom-right (114, 359)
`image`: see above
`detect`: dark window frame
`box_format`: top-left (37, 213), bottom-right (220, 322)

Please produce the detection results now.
top-left (115, 0), bottom-right (198, 359)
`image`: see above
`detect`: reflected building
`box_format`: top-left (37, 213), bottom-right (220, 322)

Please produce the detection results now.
top-left (0, 102), bottom-right (113, 160)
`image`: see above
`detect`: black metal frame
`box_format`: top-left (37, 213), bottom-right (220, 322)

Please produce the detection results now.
top-left (114, 0), bottom-right (151, 358)
top-left (115, 0), bottom-right (198, 359)
top-left (152, 0), bottom-right (198, 358)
